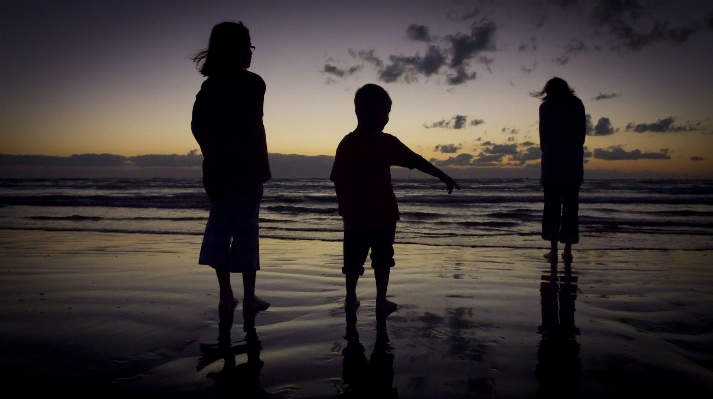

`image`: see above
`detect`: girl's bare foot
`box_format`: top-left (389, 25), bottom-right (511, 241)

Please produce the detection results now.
top-left (244, 296), bottom-right (270, 314)
top-left (376, 299), bottom-right (398, 318)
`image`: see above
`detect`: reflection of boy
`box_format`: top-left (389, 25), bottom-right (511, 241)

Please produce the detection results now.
top-left (330, 84), bottom-right (459, 317)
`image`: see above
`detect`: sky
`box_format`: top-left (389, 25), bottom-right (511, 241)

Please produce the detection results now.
top-left (1, 0), bottom-right (712, 178)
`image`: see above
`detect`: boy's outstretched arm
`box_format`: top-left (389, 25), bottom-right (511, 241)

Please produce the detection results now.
top-left (413, 157), bottom-right (461, 194)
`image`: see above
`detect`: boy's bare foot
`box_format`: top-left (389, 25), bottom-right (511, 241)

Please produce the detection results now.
top-left (376, 299), bottom-right (398, 318)
top-left (244, 296), bottom-right (270, 314)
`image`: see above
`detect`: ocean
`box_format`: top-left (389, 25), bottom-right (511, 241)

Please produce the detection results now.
top-left (1, 178), bottom-right (711, 252)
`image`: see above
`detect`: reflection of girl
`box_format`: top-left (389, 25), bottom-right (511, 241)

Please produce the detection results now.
top-left (531, 78), bottom-right (586, 263)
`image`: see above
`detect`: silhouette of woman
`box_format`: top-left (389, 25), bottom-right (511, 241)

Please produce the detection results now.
top-left (191, 22), bottom-right (271, 314)
top-left (531, 78), bottom-right (586, 263)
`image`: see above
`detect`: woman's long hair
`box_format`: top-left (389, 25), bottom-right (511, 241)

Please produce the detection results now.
top-left (192, 21), bottom-right (250, 77)
top-left (530, 77), bottom-right (576, 101)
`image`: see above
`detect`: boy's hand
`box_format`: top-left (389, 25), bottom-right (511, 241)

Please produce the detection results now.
top-left (443, 176), bottom-right (460, 194)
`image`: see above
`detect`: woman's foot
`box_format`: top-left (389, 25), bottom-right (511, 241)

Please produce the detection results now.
top-left (244, 296), bottom-right (270, 314)
top-left (376, 299), bottom-right (398, 318)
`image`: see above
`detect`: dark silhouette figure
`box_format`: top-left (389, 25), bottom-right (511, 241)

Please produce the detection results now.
top-left (198, 306), bottom-right (265, 398)
top-left (192, 21), bottom-right (270, 314)
top-left (531, 77), bottom-right (586, 263)
top-left (340, 307), bottom-right (397, 398)
top-left (330, 83), bottom-right (459, 319)
top-left (536, 257), bottom-right (581, 398)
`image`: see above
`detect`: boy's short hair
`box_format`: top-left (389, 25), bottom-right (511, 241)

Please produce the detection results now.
top-left (354, 84), bottom-right (392, 119)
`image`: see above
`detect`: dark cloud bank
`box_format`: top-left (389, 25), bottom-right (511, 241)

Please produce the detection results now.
top-left (1, 145), bottom-right (705, 179)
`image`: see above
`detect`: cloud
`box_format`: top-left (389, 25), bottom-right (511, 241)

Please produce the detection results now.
top-left (593, 147), bottom-right (671, 160)
top-left (446, 66), bottom-right (477, 85)
top-left (348, 18), bottom-right (497, 86)
top-left (406, 24), bottom-right (431, 42)
top-left (589, 1), bottom-right (702, 51)
top-left (473, 152), bottom-right (505, 163)
top-left (521, 141), bottom-right (535, 146)
top-left (0, 153), bottom-right (128, 167)
top-left (554, 55), bottom-right (570, 66)
top-left (350, 49), bottom-right (383, 68)
top-left (354, 45), bottom-right (447, 84)
top-left (322, 63), bottom-right (362, 78)
top-left (521, 62), bottom-right (537, 73)
top-left (691, 156), bottom-right (705, 161)
top-left (590, 0), bottom-right (643, 27)
top-left (128, 151), bottom-right (203, 167)
top-left (518, 36), bottom-right (537, 52)
top-left (583, 146), bottom-right (593, 158)
top-left (501, 128), bottom-right (519, 135)
top-left (430, 153), bottom-right (474, 166)
top-left (447, 18), bottom-right (498, 68)
top-left (446, 7), bottom-right (479, 21)
top-left (591, 92), bottom-right (620, 100)
top-left (484, 144), bottom-right (519, 156)
top-left (625, 117), bottom-right (697, 133)
top-left (478, 56), bottom-right (495, 73)
top-left (586, 117), bottom-right (616, 136)
top-left (469, 119), bottom-right (485, 127)
top-left (512, 146), bottom-right (542, 164)
top-left (564, 39), bottom-right (586, 53)
top-left (549, 0), bottom-right (579, 8)
top-left (424, 115), bottom-right (469, 129)
top-left (434, 144), bottom-right (462, 153)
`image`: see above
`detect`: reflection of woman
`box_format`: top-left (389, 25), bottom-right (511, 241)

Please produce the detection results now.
top-left (531, 78), bottom-right (586, 263)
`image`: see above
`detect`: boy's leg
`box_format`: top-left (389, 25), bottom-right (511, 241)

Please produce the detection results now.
top-left (370, 224), bottom-right (397, 316)
top-left (216, 260), bottom-right (236, 305)
top-left (345, 273), bottom-right (360, 310)
top-left (343, 229), bottom-right (369, 310)
top-left (243, 270), bottom-right (270, 313)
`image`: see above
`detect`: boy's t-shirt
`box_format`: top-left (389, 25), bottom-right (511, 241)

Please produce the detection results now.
top-left (330, 131), bottom-right (421, 230)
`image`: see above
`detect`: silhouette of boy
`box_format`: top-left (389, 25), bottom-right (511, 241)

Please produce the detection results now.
top-left (330, 84), bottom-right (459, 317)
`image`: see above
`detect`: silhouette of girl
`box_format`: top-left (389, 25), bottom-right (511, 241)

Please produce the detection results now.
top-left (531, 78), bottom-right (586, 263)
top-left (191, 22), bottom-right (271, 314)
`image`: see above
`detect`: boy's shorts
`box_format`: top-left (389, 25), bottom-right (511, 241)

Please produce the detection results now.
top-left (199, 184), bottom-right (263, 273)
top-left (342, 223), bottom-right (396, 275)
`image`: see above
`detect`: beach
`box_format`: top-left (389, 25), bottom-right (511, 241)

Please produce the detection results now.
top-left (1, 229), bottom-right (712, 397)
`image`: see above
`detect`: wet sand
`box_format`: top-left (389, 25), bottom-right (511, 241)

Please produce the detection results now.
top-left (1, 230), bottom-right (712, 397)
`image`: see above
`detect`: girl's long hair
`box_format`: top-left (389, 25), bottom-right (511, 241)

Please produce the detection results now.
top-left (192, 21), bottom-right (249, 77)
top-left (530, 77), bottom-right (576, 101)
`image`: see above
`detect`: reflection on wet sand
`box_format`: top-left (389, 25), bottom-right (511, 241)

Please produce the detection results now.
top-left (340, 308), bottom-right (397, 397)
top-left (537, 259), bottom-right (581, 398)
top-left (198, 307), bottom-right (265, 398)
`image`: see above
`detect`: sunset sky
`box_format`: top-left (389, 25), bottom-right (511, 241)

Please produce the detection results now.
top-left (1, 0), bottom-right (712, 178)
